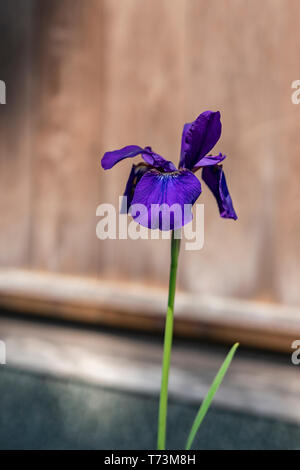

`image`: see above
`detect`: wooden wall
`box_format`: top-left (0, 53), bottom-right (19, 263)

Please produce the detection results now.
top-left (1, 0), bottom-right (300, 310)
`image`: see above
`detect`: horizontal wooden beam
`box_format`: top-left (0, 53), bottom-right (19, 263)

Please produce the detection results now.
top-left (0, 269), bottom-right (299, 352)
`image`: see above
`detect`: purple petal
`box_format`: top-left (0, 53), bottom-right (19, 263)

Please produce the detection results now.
top-left (130, 169), bottom-right (202, 230)
top-left (179, 111), bottom-right (222, 170)
top-left (142, 146), bottom-right (177, 172)
top-left (193, 152), bottom-right (226, 170)
top-left (101, 144), bottom-right (177, 173)
top-left (120, 163), bottom-right (150, 213)
top-left (202, 165), bottom-right (237, 220)
top-left (101, 145), bottom-right (144, 169)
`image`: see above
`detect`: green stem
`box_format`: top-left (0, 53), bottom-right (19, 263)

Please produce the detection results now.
top-left (157, 230), bottom-right (181, 450)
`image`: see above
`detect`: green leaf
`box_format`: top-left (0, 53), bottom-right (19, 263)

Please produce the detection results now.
top-left (185, 342), bottom-right (239, 450)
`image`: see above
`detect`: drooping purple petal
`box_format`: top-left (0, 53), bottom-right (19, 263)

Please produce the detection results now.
top-left (179, 111), bottom-right (222, 170)
top-left (101, 144), bottom-right (177, 174)
top-left (120, 163), bottom-right (150, 213)
top-left (101, 145), bottom-right (144, 170)
top-left (202, 165), bottom-right (237, 220)
top-left (130, 169), bottom-right (202, 230)
top-left (193, 152), bottom-right (226, 170)
top-left (142, 146), bottom-right (177, 172)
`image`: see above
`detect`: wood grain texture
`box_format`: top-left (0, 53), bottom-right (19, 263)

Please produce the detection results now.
top-left (0, 0), bottom-right (35, 267)
top-left (1, 0), bottom-right (300, 318)
top-left (29, 0), bottom-right (105, 275)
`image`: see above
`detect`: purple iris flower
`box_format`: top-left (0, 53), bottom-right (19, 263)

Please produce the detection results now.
top-left (101, 110), bottom-right (237, 230)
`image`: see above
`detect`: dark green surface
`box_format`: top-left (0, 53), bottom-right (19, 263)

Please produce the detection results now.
top-left (0, 367), bottom-right (300, 450)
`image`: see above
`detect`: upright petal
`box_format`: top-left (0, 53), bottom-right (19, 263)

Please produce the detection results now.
top-left (202, 165), bottom-right (237, 220)
top-left (120, 163), bottom-right (150, 213)
top-left (142, 146), bottom-right (177, 172)
top-left (179, 111), bottom-right (222, 170)
top-left (101, 145), bottom-right (144, 169)
top-left (130, 169), bottom-right (202, 230)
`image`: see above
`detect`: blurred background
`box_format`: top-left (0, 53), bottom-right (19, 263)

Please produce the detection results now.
top-left (1, 0), bottom-right (300, 450)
